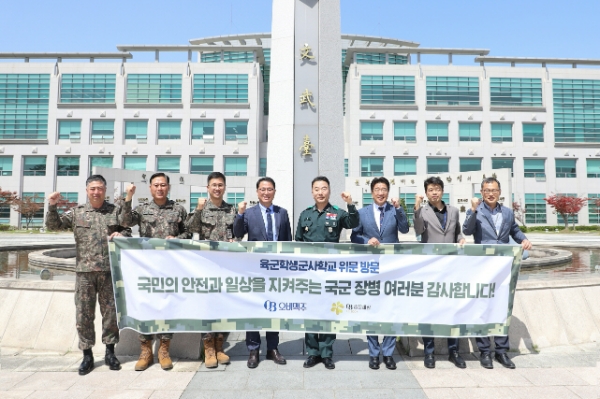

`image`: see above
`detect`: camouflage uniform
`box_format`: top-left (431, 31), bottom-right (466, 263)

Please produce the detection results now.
top-left (46, 201), bottom-right (131, 350)
top-left (120, 199), bottom-right (190, 342)
top-left (185, 198), bottom-right (236, 341)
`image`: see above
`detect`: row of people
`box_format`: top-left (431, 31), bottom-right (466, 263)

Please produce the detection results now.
top-left (45, 171), bottom-right (531, 375)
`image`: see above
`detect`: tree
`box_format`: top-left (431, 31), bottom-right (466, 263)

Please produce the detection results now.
top-left (544, 194), bottom-right (588, 230)
top-left (512, 201), bottom-right (527, 227)
top-left (55, 196), bottom-right (78, 214)
top-left (12, 194), bottom-right (44, 230)
top-left (0, 187), bottom-right (18, 207)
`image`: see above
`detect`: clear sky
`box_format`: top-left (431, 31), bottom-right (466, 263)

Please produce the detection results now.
top-left (1, 0), bottom-right (599, 65)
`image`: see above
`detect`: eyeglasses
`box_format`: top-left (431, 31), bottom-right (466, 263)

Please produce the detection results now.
top-left (209, 184), bottom-right (225, 189)
top-left (482, 189), bottom-right (500, 194)
top-left (372, 188), bottom-right (388, 193)
top-left (258, 188), bottom-right (274, 193)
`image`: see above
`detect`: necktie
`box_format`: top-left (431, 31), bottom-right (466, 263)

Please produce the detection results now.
top-left (266, 208), bottom-right (274, 241)
top-left (379, 206), bottom-right (385, 232)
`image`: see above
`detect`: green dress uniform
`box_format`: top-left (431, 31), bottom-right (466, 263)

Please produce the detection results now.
top-left (295, 202), bottom-right (359, 358)
top-left (120, 199), bottom-right (190, 342)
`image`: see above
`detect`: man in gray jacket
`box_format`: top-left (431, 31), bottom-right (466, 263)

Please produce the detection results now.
top-left (462, 177), bottom-right (532, 370)
top-left (413, 176), bottom-right (466, 369)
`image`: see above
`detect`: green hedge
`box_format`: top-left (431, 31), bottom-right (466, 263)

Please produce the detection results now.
top-left (0, 224), bottom-right (10, 231)
top-left (524, 225), bottom-right (599, 232)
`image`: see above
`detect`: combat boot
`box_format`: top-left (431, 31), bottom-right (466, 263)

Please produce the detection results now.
top-left (105, 344), bottom-right (121, 370)
top-left (203, 334), bottom-right (218, 368)
top-left (215, 333), bottom-right (230, 365)
top-left (158, 339), bottom-right (173, 370)
top-left (135, 340), bottom-right (154, 371)
top-left (78, 349), bottom-right (94, 376)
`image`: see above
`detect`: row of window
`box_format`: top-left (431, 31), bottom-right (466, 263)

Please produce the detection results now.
top-left (0, 155), bottom-right (265, 178)
top-left (360, 121), bottom-right (544, 142)
top-left (360, 77), bottom-right (600, 144)
top-left (57, 119), bottom-right (249, 144)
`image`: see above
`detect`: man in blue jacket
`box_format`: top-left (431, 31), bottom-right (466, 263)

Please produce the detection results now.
top-left (233, 177), bottom-right (291, 368)
top-left (351, 177), bottom-right (409, 370)
top-left (462, 177), bottom-right (532, 369)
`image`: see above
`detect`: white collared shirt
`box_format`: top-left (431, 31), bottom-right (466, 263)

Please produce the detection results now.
top-left (258, 203), bottom-right (277, 241)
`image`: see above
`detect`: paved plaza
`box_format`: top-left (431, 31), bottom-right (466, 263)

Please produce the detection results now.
top-left (1, 333), bottom-right (598, 399)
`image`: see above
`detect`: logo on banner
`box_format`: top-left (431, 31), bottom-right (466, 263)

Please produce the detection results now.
top-left (330, 301), bottom-right (344, 315)
top-left (264, 300), bottom-right (277, 312)
top-left (346, 304), bottom-right (372, 313)
top-left (264, 300), bottom-right (307, 312)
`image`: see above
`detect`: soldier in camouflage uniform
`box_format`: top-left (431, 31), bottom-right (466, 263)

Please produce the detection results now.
top-left (46, 175), bottom-right (131, 376)
top-left (295, 176), bottom-right (359, 370)
top-left (120, 172), bottom-right (190, 371)
top-left (185, 171), bottom-right (235, 368)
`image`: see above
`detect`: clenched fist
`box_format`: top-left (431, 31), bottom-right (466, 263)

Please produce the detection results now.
top-left (238, 201), bottom-right (247, 214)
top-left (341, 192), bottom-right (353, 204)
top-left (414, 194), bottom-right (425, 210)
top-left (196, 198), bottom-right (207, 211)
top-left (125, 184), bottom-right (136, 201)
top-left (471, 197), bottom-right (481, 212)
top-left (390, 197), bottom-right (401, 209)
top-left (47, 192), bottom-right (62, 206)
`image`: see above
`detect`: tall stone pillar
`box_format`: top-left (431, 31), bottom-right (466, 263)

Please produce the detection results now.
top-left (267, 0), bottom-right (343, 230)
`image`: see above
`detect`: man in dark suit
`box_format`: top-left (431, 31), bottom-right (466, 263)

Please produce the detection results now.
top-left (413, 176), bottom-right (466, 369)
top-left (233, 177), bottom-right (291, 368)
top-left (351, 177), bottom-right (409, 370)
top-left (463, 177), bottom-right (532, 370)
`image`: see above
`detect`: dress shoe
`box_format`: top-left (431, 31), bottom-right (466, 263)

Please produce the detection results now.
top-left (424, 354), bottom-right (435, 369)
top-left (79, 350), bottom-right (94, 376)
top-left (448, 350), bottom-right (466, 369)
top-left (104, 344), bottom-right (121, 371)
top-left (266, 349), bottom-right (287, 365)
top-left (303, 355), bottom-right (321, 368)
top-left (322, 357), bottom-right (335, 369)
top-left (383, 356), bottom-right (397, 370)
top-left (247, 349), bottom-right (259, 369)
top-left (494, 353), bottom-right (516, 369)
top-left (479, 352), bottom-right (494, 369)
top-left (368, 356), bottom-right (380, 370)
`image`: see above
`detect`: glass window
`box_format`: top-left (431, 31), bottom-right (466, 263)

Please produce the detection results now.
top-left (361, 121), bottom-right (383, 141)
top-left (57, 157), bottom-right (79, 176)
top-left (0, 74), bottom-right (50, 140)
top-left (190, 157), bottom-right (213, 175)
top-left (460, 158), bottom-right (482, 172)
top-left (362, 193), bottom-right (373, 207)
top-left (21, 192), bottom-right (45, 227)
top-left (344, 159), bottom-right (348, 177)
top-left (0, 156), bottom-right (13, 176)
top-left (193, 74), bottom-right (248, 103)
top-left (427, 122), bottom-right (449, 142)
top-left (394, 158), bottom-right (417, 176)
top-left (123, 156), bottom-right (147, 171)
top-left (60, 74), bottom-right (116, 103)
top-left (157, 157), bottom-right (180, 173)
top-left (157, 121), bottom-right (181, 140)
top-left (0, 204), bottom-right (10, 224)
top-left (427, 158), bottom-right (449, 174)
top-left (225, 121), bottom-right (248, 141)
top-left (23, 156), bottom-right (46, 176)
top-left (525, 193), bottom-right (547, 224)
top-left (394, 122), bottom-right (416, 141)
top-left (491, 123), bottom-right (512, 142)
top-left (360, 157), bottom-right (384, 177)
top-left (360, 76), bottom-right (415, 105)
top-left (490, 78), bottom-right (542, 107)
top-left (553, 79), bottom-right (600, 143)
top-left (556, 159), bottom-right (576, 178)
top-left (224, 157), bottom-right (247, 176)
top-left (523, 123), bottom-right (544, 142)
top-left (459, 123), bottom-right (480, 141)
top-left (191, 121), bottom-right (215, 140)
top-left (259, 158), bottom-right (267, 176)
top-left (58, 120), bottom-right (81, 141)
top-left (491, 158), bottom-right (514, 177)
top-left (124, 121), bottom-right (148, 140)
top-left (589, 194), bottom-right (600, 224)
top-left (201, 51), bottom-right (254, 63)
top-left (524, 159), bottom-right (545, 178)
top-left (262, 49), bottom-right (271, 115)
top-left (58, 192), bottom-right (78, 213)
top-left (227, 192), bottom-right (245, 204)
top-left (126, 74), bottom-right (182, 103)
top-left (356, 53), bottom-right (386, 64)
top-left (399, 192), bottom-right (416, 224)
top-left (426, 76), bottom-right (479, 106)
top-left (190, 192), bottom-right (208, 212)
top-left (91, 120), bottom-right (114, 143)
top-left (587, 159), bottom-right (600, 178)
top-left (89, 156), bottom-right (113, 176)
